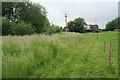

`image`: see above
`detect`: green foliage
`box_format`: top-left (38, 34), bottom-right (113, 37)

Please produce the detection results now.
top-left (2, 17), bottom-right (11, 35)
top-left (101, 29), bottom-right (107, 31)
top-left (23, 3), bottom-right (50, 33)
top-left (68, 17), bottom-right (87, 33)
top-left (55, 27), bottom-right (63, 33)
top-left (45, 24), bottom-right (62, 35)
top-left (11, 21), bottom-right (35, 36)
top-left (2, 2), bottom-right (16, 20)
top-left (92, 30), bottom-right (100, 33)
top-left (68, 21), bottom-right (74, 32)
top-left (2, 17), bottom-right (35, 36)
top-left (105, 18), bottom-right (120, 31)
top-left (2, 2), bottom-right (50, 33)
top-left (84, 29), bottom-right (93, 32)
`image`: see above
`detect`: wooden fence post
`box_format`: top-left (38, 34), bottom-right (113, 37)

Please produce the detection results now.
top-left (108, 42), bottom-right (112, 67)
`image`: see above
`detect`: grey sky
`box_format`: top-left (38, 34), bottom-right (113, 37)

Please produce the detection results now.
top-left (30, 0), bottom-right (118, 29)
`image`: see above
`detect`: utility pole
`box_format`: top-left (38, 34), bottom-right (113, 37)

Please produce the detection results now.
top-left (64, 14), bottom-right (68, 27)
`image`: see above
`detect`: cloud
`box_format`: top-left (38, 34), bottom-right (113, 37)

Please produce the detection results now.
top-left (30, 0), bottom-right (118, 29)
top-left (30, 0), bottom-right (119, 3)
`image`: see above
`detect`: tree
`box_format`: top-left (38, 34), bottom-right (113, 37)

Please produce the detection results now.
top-left (2, 17), bottom-right (11, 35)
top-left (2, 2), bottom-right (50, 33)
top-left (105, 18), bottom-right (120, 31)
top-left (68, 17), bottom-right (87, 33)
top-left (23, 3), bottom-right (49, 33)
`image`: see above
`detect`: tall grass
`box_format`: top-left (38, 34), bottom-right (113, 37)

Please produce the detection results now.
top-left (0, 36), bottom-right (2, 79)
top-left (2, 32), bottom-right (118, 78)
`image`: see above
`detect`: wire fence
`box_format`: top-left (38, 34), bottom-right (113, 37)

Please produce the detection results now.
top-left (97, 32), bottom-right (118, 76)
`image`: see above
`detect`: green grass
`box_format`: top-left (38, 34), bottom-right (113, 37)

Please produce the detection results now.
top-left (0, 36), bottom-right (2, 79)
top-left (2, 32), bottom-right (118, 78)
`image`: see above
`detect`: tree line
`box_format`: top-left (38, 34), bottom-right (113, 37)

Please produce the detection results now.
top-left (67, 17), bottom-right (120, 33)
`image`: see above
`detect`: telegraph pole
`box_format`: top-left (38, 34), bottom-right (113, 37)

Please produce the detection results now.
top-left (64, 14), bottom-right (68, 27)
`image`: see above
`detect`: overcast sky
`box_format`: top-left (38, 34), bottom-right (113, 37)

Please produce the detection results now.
top-left (30, 0), bottom-right (119, 29)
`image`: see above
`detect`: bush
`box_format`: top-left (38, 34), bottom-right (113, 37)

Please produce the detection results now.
top-left (101, 29), bottom-right (107, 32)
top-left (11, 21), bottom-right (35, 36)
top-left (93, 30), bottom-right (101, 33)
top-left (2, 17), bottom-right (35, 36)
top-left (84, 29), bottom-right (93, 32)
top-left (45, 25), bottom-right (62, 35)
top-left (45, 25), bottom-right (55, 35)
top-left (55, 27), bottom-right (63, 33)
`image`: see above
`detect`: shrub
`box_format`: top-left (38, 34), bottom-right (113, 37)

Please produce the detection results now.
top-left (11, 21), bottom-right (35, 36)
top-left (45, 25), bottom-right (62, 35)
top-left (101, 29), bottom-right (107, 32)
top-left (93, 30), bottom-right (101, 33)
top-left (84, 29), bottom-right (93, 32)
top-left (2, 17), bottom-right (35, 36)
top-left (55, 27), bottom-right (63, 33)
top-left (45, 25), bottom-right (55, 35)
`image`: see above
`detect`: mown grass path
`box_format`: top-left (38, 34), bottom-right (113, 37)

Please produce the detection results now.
top-left (2, 32), bottom-right (118, 78)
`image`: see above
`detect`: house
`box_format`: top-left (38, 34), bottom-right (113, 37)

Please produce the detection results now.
top-left (89, 24), bottom-right (99, 30)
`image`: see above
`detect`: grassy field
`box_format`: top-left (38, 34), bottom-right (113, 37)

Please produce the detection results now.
top-left (2, 32), bottom-right (118, 78)
top-left (0, 36), bottom-right (2, 79)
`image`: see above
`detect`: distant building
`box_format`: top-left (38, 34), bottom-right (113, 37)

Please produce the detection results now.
top-left (63, 26), bottom-right (69, 31)
top-left (89, 24), bottom-right (99, 30)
